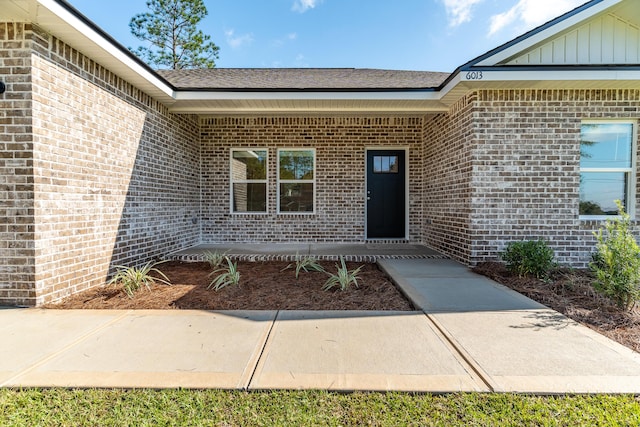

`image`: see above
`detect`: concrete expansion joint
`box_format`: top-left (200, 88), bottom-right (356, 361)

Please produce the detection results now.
top-left (424, 312), bottom-right (499, 393)
top-left (243, 310), bottom-right (279, 391)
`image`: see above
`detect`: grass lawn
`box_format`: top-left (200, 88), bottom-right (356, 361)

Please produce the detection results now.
top-left (1, 389), bottom-right (639, 426)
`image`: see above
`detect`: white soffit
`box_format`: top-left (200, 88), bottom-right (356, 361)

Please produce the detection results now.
top-left (474, 0), bottom-right (625, 67)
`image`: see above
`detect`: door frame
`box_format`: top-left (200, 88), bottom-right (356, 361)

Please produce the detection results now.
top-left (364, 147), bottom-right (410, 240)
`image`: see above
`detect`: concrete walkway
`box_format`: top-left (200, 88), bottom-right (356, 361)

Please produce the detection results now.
top-left (1, 258), bottom-right (640, 393)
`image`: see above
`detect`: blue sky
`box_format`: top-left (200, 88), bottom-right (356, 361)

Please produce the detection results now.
top-left (67, 0), bottom-right (588, 72)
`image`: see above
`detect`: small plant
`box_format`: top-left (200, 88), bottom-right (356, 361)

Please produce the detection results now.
top-left (208, 257), bottom-right (240, 291)
top-left (590, 200), bottom-right (640, 310)
top-left (282, 252), bottom-right (325, 280)
top-left (501, 239), bottom-right (556, 279)
top-left (203, 250), bottom-right (228, 269)
top-left (108, 261), bottom-right (171, 298)
top-left (323, 256), bottom-right (364, 291)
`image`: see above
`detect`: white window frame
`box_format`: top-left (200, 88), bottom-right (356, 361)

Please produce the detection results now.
top-left (277, 148), bottom-right (316, 215)
top-left (579, 120), bottom-right (637, 220)
top-left (230, 148), bottom-right (268, 214)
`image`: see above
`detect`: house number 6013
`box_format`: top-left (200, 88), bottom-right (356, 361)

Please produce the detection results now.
top-left (465, 71), bottom-right (483, 80)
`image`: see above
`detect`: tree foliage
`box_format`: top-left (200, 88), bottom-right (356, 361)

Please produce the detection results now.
top-left (129, 0), bottom-right (219, 69)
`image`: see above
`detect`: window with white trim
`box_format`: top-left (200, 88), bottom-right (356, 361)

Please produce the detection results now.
top-left (230, 149), bottom-right (268, 213)
top-left (278, 149), bottom-right (315, 213)
top-left (580, 122), bottom-right (636, 217)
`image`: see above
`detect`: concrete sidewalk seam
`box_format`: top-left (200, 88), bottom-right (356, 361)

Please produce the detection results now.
top-left (0, 310), bottom-right (131, 387)
top-left (242, 310), bottom-right (279, 391)
top-left (425, 313), bottom-right (500, 393)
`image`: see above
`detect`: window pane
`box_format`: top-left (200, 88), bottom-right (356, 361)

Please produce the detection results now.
top-left (373, 156), bottom-right (399, 174)
top-left (232, 150), bottom-right (267, 180)
top-left (233, 183), bottom-right (266, 212)
top-left (280, 183), bottom-right (314, 212)
top-left (279, 150), bottom-right (314, 180)
top-left (373, 156), bottom-right (382, 173)
top-left (580, 123), bottom-right (633, 169)
top-left (579, 172), bottom-right (627, 215)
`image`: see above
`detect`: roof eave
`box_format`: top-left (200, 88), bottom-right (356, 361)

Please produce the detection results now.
top-left (3, 0), bottom-right (177, 103)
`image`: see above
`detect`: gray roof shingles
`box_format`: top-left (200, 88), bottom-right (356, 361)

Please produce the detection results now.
top-left (157, 68), bottom-right (451, 90)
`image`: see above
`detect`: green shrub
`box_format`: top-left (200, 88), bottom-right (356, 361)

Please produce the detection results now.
top-left (203, 250), bottom-right (228, 269)
top-left (108, 261), bottom-right (171, 298)
top-left (323, 256), bottom-right (363, 291)
top-left (208, 257), bottom-right (240, 291)
top-left (590, 200), bottom-right (640, 310)
top-left (282, 252), bottom-right (325, 280)
top-left (501, 239), bottom-right (556, 279)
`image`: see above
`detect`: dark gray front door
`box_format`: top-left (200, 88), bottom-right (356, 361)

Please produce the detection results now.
top-left (366, 150), bottom-right (406, 239)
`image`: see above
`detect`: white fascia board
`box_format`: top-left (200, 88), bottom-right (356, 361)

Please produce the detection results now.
top-left (475, 0), bottom-right (623, 66)
top-left (38, 0), bottom-right (174, 99)
top-left (461, 68), bottom-right (640, 83)
top-left (174, 90), bottom-right (441, 101)
top-left (436, 72), bottom-right (465, 98)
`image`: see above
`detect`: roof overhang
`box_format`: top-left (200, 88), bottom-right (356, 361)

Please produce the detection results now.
top-left (171, 90), bottom-right (447, 115)
top-left (1, 0), bottom-right (176, 104)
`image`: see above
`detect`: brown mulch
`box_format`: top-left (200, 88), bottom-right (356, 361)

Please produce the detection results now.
top-left (46, 261), bottom-right (414, 311)
top-left (473, 262), bottom-right (640, 354)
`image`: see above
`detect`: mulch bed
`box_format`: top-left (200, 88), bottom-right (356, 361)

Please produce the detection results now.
top-left (473, 262), bottom-right (640, 354)
top-left (46, 261), bottom-right (414, 311)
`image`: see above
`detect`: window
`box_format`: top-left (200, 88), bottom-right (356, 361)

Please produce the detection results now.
top-left (231, 149), bottom-right (267, 213)
top-left (278, 149), bottom-right (315, 213)
top-left (373, 155), bottom-right (399, 174)
top-left (580, 122), bottom-right (636, 217)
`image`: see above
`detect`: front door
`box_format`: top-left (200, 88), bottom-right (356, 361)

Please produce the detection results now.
top-left (366, 150), bottom-right (406, 239)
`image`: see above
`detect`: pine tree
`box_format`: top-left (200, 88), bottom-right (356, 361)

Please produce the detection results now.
top-left (129, 0), bottom-right (220, 69)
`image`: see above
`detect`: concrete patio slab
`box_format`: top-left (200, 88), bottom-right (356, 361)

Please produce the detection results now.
top-left (169, 243), bottom-right (446, 261)
top-left (309, 243), bottom-right (444, 257)
top-left (0, 309), bottom-right (127, 386)
top-left (249, 311), bottom-right (489, 392)
top-left (4, 310), bottom-right (276, 389)
top-left (430, 309), bottom-right (640, 393)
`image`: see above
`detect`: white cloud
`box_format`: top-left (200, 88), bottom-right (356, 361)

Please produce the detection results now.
top-left (272, 33), bottom-right (298, 48)
top-left (442, 0), bottom-right (485, 27)
top-left (292, 0), bottom-right (322, 13)
top-left (489, 0), bottom-right (586, 36)
top-left (225, 29), bottom-right (254, 49)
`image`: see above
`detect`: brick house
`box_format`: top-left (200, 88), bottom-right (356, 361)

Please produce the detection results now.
top-left (1, 0), bottom-right (639, 306)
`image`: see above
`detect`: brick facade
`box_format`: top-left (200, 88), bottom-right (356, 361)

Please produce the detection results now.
top-left (2, 21), bottom-right (640, 306)
top-left (0, 23), bottom-right (35, 306)
top-left (1, 23), bottom-right (201, 306)
top-left (423, 95), bottom-right (476, 264)
top-left (468, 89), bottom-right (640, 268)
top-left (200, 117), bottom-right (423, 243)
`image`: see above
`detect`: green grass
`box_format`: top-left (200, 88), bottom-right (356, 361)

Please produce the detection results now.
top-left (1, 389), bottom-right (638, 426)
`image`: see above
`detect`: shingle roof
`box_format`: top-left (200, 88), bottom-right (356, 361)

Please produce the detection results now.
top-left (157, 68), bottom-right (451, 90)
